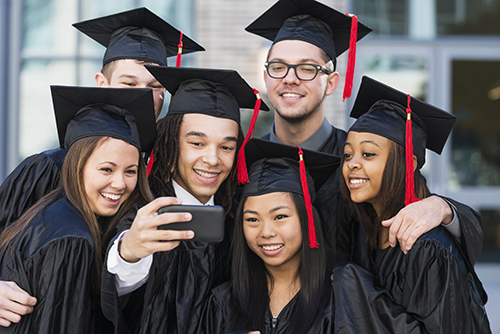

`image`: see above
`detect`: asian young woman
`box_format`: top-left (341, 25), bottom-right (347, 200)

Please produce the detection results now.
top-left (199, 138), bottom-right (339, 334)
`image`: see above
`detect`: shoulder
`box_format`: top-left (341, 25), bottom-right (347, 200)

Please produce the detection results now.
top-left (20, 197), bottom-right (93, 258)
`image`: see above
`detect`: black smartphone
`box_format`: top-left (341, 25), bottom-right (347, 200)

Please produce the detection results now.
top-left (157, 205), bottom-right (225, 243)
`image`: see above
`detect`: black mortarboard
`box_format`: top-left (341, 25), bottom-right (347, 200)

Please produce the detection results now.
top-left (242, 138), bottom-right (340, 248)
top-left (146, 66), bottom-right (269, 123)
top-left (246, 0), bottom-right (371, 61)
top-left (51, 86), bottom-right (157, 153)
top-left (73, 7), bottom-right (205, 67)
top-left (145, 66), bottom-right (270, 183)
top-left (350, 76), bottom-right (456, 168)
top-left (349, 76), bottom-right (456, 205)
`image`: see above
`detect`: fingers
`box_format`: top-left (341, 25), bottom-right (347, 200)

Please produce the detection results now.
top-left (0, 282), bottom-right (37, 328)
top-left (119, 197), bottom-right (195, 262)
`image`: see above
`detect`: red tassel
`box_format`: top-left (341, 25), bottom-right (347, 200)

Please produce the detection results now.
top-left (176, 31), bottom-right (183, 67)
top-left (297, 147), bottom-right (318, 249)
top-left (236, 88), bottom-right (262, 184)
top-left (146, 148), bottom-right (155, 177)
top-left (405, 94), bottom-right (420, 206)
top-left (343, 14), bottom-right (358, 102)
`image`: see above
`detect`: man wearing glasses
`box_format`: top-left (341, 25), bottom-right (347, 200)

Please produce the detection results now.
top-left (246, 0), bottom-right (484, 274)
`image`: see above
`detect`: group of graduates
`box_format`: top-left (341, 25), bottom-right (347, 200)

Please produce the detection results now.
top-left (0, 0), bottom-right (493, 333)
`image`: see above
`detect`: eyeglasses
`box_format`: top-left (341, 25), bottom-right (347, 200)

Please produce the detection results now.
top-left (264, 61), bottom-right (333, 81)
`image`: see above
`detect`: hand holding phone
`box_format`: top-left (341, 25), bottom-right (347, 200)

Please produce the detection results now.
top-left (158, 205), bottom-right (225, 242)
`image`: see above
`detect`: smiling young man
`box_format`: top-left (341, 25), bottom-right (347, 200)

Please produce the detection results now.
top-left (100, 67), bottom-right (268, 334)
top-left (246, 0), bottom-right (484, 272)
top-left (0, 7), bottom-right (204, 328)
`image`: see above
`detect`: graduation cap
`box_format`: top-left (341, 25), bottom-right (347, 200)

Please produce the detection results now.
top-left (349, 76), bottom-right (456, 205)
top-left (145, 66), bottom-right (269, 182)
top-left (51, 86), bottom-right (157, 154)
top-left (73, 7), bottom-right (205, 67)
top-left (245, 0), bottom-right (372, 100)
top-left (242, 138), bottom-right (340, 248)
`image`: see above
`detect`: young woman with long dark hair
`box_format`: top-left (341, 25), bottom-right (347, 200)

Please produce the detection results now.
top-left (199, 139), bottom-right (339, 334)
top-left (334, 76), bottom-right (491, 333)
top-left (0, 86), bottom-right (156, 333)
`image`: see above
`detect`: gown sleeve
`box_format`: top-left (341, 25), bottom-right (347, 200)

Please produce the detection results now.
top-left (0, 149), bottom-right (66, 231)
top-left (440, 196), bottom-right (484, 266)
top-left (0, 236), bottom-right (95, 334)
top-left (332, 261), bottom-right (428, 334)
top-left (394, 238), bottom-right (491, 333)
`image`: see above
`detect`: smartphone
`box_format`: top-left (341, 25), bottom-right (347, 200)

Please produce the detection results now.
top-left (157, 205), bottom-right (225, 243)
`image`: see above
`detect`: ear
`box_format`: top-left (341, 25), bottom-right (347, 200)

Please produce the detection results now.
top-left (325, 72), bottom-right (340, 96)
top-left (95, 72), bottom-right (108, 87)
top-left (413, 155), bottom-right (418, 172)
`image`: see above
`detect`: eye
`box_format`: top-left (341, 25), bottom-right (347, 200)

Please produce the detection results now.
top-left (126, 169), bottom-right (137, 175)
top-left (363, 152), bottom-right (376, 158)
top-left (120, 82), bottom-right (135, 87)
top-left (150, 84), bottom-right (164, 89)
top-left (343, 153), bottom-right (352, 160)
top-left (221, 145), bottom-right (235, 151)
top-left (190, 141), bottom-right (203, 147)
top-left (275, 214), bottom-right (288, 220)
top-left (100, 167), bottom-right (112, 173)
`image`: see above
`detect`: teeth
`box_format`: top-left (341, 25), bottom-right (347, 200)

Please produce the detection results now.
top-left (195, 169), bottom-right (219, 178)
top-left (262, 244), bottom-right (283, 251)
top-left (102, 193), bottom-right (121, 200)
top-left (282, 93), bottom-right (302, 98)
top-left (350, 179), bottom-right (368, 184)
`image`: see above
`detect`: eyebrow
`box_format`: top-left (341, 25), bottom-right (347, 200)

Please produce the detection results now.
top-left (270, 57), bottom-right (320, 64)
top-left (186, 131), bottom-right (238, 142)
top-left (98, 162), bottom-right (139, 169)
top-left (243, 205), bottom-right (290, 216)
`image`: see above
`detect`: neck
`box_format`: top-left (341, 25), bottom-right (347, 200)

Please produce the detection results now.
top-left (274, 109), bottom-right (325, 146)
top-left (267, 267), bottom-right (301, 317)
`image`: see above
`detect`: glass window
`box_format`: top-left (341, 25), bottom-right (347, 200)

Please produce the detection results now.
top-left (450, 60), bottom-right (500, 187)
top-left (354, 0), bottom-right (500, 37)
top-left (477, 209), bottom-right (500, 262)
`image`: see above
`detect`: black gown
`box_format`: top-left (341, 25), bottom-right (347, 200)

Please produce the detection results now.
top-left (264, 125), bottom-right (484, 269)
top-left (0, 196), bottom-right (107, 333)
top-left (101, 198), bottom-right (231, 334)
top-left (199, 281), bottom-right (333, 334)
top-left (332, 227), bottom-right (491, 333)
top-left (0, 148), bottom-right (66, 230)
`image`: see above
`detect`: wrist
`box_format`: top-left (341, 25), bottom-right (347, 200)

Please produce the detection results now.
top-left (118, 232), bottom-right (141, 263)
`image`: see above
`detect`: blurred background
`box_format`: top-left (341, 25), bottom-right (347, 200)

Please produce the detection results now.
top-left (0, 0), bottom-right (499, 330)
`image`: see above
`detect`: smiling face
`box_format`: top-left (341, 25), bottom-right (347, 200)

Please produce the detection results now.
top-left (82, 137), bottom-right (139, 217)
top-left (95, 59), bottom-right (166, 119)
top-left (243, 192), bottom-right (302, 274)
top-left (264, 40), bottom-right (339, 124)
top-left (342, 131), bottom-right (392, 214)
top-left (173, 113), bottom-right (239, 204)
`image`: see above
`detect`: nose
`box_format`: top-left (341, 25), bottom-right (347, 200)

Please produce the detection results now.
top-left (259, 220), bottom-right (277, 239)
top-left (111, 172), bottom-right (126, 191)
top-left (282, 66), bottom-right (301, 85)
top-left (201, 146), bottom-right (220, 166)
top-left (346, 156), bottom-right (361, 170)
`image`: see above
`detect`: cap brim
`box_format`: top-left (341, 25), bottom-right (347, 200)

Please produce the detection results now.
top-left (350, 76), bottom-right (456, 154)
top-left (73, 7), bottom-right (205, 56)
top-left (51, 86), bottom-right (157, 153)
top-left (244, 138), bottom-right (339, 189)
top-left (245, 0), bottom-right (372, 57)
top-left (145, 66), bottom-right (269, 111)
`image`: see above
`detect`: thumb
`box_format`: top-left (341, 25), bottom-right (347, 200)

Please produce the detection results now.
top-left (381, 216), bottom-right (395, 227)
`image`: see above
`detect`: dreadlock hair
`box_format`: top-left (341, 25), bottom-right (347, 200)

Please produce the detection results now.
top-left (148, 113), bottom-right (244, 215)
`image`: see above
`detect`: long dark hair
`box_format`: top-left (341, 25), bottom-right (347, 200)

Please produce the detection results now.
top-left (148, 113), bottom-right (244, 215)
top-left (0, 136), bottom-right (154, 301)
top-left (341, 141), bottom-right (431, 249)
top-left (229, 192), bottom-right (329, 333)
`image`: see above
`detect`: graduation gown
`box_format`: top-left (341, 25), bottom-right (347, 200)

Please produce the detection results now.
top-left (0, 148), bottom-right (66, 230)
top-left (101, 205), bottom-right (231, 334)
top-left (0, 196), bottom-right (105, 334)
top-left (199, 281), bottom-right (333, 334)
top-left (333, 227), bottom-right (491, 333)
top-left (264, 125), bottom-right (484, 270)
